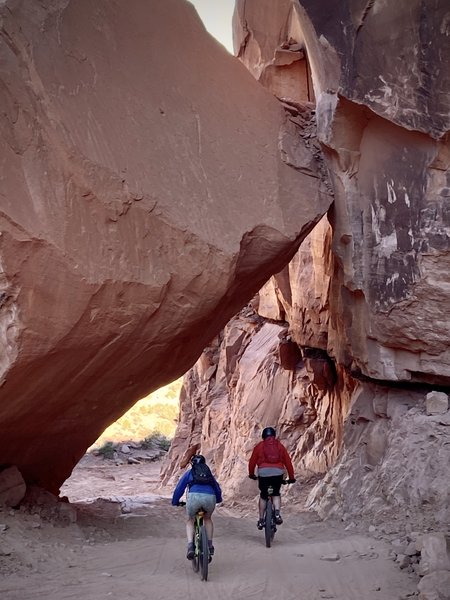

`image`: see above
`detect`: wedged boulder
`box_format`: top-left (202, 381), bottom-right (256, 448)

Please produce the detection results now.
top-left (0, 0), bottom-right (332, 492)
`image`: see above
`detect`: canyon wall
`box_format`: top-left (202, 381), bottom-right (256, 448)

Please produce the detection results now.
top-left (0, 0), bottom-right (332, 493)
top-left (165, 0), bottom-right (450, 535)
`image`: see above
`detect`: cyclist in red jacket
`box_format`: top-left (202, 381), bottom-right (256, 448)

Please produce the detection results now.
top-left (248, 427), bottom-right (296, 529)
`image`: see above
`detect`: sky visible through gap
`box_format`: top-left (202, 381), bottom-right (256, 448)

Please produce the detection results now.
top-left (189, 0), bottom-right (235, 53)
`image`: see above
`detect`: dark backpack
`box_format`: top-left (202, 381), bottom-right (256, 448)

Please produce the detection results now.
top-left (262, 437), bottom-right (282, 464)
top-left (189, 462), bottom-right (215, 487)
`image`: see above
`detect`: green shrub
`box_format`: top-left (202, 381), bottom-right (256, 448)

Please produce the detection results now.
top-left (157, 435), bottom-right (171, 452)
top-left (96, 441), bottom-right (116, 459)
top-left (141, 432), bottom-right (171, 452)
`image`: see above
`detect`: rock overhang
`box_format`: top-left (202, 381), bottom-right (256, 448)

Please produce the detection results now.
top-left (0, 0), bottom-right (332, 492)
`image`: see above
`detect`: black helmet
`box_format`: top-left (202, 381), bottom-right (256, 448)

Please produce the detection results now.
top-left (262, 427), bottom-right (276, 439)
top-left (190, 454), bottom-right (206, 465)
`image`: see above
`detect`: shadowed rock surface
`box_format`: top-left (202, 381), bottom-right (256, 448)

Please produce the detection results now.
top-left (0, 0), bottom-right (331, 492)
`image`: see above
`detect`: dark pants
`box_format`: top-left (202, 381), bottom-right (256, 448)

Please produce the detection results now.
top-left (258, 475), bottom-right (284, 500)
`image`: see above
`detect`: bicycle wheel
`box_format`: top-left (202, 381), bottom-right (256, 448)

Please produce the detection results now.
top-left (199, 524), bottom-right (209, 581)
top-left (264, 500), bottom-right (273, 548)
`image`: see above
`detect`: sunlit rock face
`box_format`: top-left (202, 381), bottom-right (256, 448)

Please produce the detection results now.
top-left (0, 0), bottom-right (332, 492)
top-left (166, 0), bottom-right (450, 534)
top-left (161, 299), bottom-right (356, 498)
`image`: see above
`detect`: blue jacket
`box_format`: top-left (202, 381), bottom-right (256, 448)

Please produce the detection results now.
top-left (171, 468), bottom-right (222, 506)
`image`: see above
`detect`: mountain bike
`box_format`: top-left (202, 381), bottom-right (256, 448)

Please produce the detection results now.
top-left (178, 502), bottom-right (210, 581)
top-left (263, 480), bottom-right (289, 548)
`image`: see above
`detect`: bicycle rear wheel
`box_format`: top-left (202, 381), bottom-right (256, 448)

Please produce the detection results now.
top-left (264, 501), bottom-right (273, 548)
top-left (199, 525), bottom-right (209, 581)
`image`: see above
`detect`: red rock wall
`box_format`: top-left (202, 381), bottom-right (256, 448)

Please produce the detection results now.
top-left (162, 300), bottom-right (355, 495)
top-left (165, 0), bottom-right (450, 531)
top-left (235, 0), bottom-right (450, 384)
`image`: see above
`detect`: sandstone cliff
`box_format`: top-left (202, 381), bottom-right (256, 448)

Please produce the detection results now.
top-left (0, 0), bottom-right (331, 493)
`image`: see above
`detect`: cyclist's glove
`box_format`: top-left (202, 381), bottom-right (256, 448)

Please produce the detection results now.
top-left (287, 478), bottom-right (296, 484)
top-left (248, 474), bottom-right (258, 480)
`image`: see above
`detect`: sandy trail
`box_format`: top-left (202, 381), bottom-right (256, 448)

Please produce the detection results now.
top-left (0, 456), bottom-right (417, 600)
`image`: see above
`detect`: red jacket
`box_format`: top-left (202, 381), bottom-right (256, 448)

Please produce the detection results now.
top-left (248, 438), bottom-right (295, 480)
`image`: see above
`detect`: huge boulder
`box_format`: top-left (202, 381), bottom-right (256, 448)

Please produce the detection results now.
top-left (0, 0), bottom-right (331, 492)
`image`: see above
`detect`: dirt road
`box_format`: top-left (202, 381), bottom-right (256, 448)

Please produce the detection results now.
top-left (0, 457), bottom-right (417, 600)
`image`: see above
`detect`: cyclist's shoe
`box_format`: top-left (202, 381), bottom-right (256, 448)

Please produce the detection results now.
top-left (257, 518), bottom-right (265, 530)
top-left (208, 545), bottom-right (214, 563)
top-left (186, 542), bottom-right (195, 560)
top-left (274, 511), bottom-right (283, 525)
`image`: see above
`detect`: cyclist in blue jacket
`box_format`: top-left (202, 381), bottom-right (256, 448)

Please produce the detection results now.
top-left (172, 454), bottom-right (222, 560)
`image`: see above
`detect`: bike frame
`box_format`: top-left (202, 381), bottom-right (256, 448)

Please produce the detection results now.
top-left (177, 501), bottom-right (210, 581)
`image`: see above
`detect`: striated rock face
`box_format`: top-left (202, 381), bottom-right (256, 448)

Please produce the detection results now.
top-left (162, 299), bottom-right (356, 496)
top-left (166, 0), bottom-right (450, 540)
top-left (0, 0), bottom-right (332, 492)
top-left (235, 0), bottom-right (450, 384)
